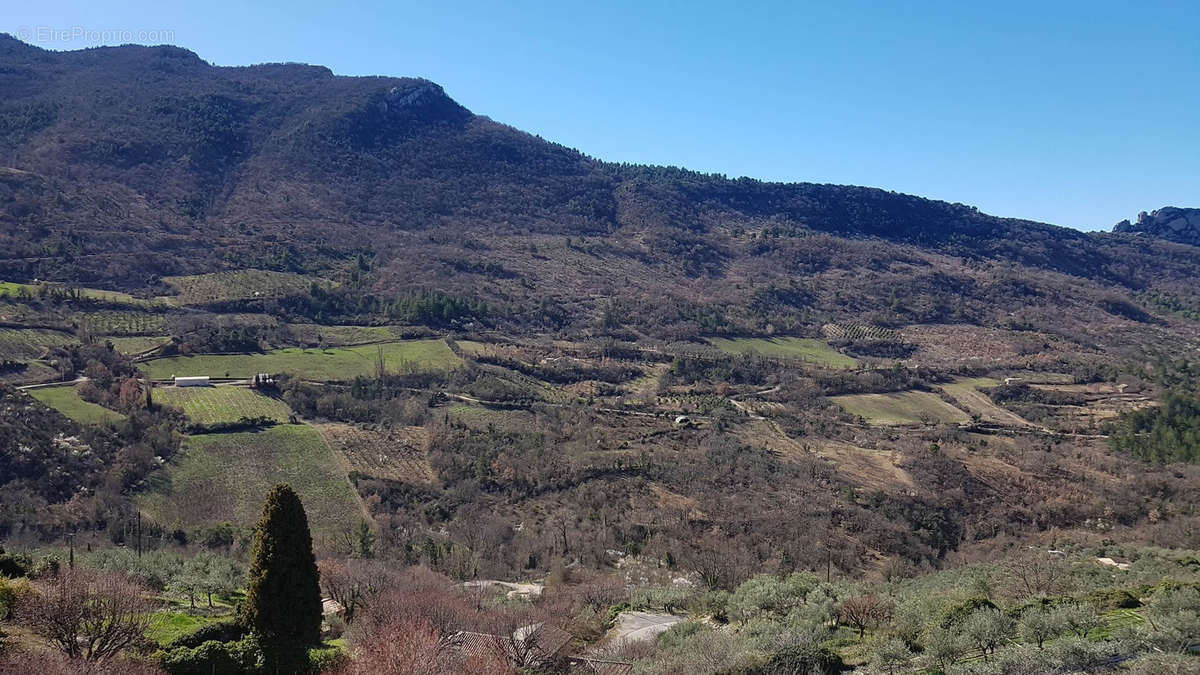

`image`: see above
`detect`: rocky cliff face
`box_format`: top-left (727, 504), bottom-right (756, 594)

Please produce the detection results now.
top-left (1114, 207), bottom-right (1200, 247)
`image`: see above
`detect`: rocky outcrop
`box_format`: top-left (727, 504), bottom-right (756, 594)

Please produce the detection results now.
top-left (1114, 207), bottom-right (1200, 247)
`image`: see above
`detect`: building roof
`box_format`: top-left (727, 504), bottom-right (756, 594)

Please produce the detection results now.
top-left (448, 622), bottom-right (573, 668)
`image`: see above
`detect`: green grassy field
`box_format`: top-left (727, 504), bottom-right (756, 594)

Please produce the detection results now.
top-left (831, 390), bottom-right (971, 425)
top-left (106, 335), bottom-right (172, 355)
top-left (137, 424), bottom-right (362, 545)
top-left (29, 385), bottom-right (124, 425)
top-left (707, 337), bottom-right (858, 368)
top-left (0, 327), bottom-right (75, 360)
top-left (139, 339), bottom-right (461, 380)
top-left (154, 386), bottom-right (293, 426)
top-left (146, 611), bottom-right (223, 646)
top-left (161, 270), bottom-right (326, 305)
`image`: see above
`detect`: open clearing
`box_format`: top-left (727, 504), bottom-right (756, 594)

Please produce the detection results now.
top-left (831, 390), bottom-right (970, 425)
top-left (139, 339), bottom-right (461, 380)
top-left (316, 423), bottom-right (434, 483)
top-left (607, 611), bottom-right (684, 645)
top-left (161, 270), bottom-right (327, 305)
top-left (815, 441), bottom-right (916, 492)
top-left (940, 377), bottom-right (1034, 427)
top-left (29, 385), bottom-right (124, 425)
top-left (154, 386), bottom-right (293, 426)
top-left (137, 424), bottom-right (362, 545)
top-left (707, 337), bottom-right (858, 368)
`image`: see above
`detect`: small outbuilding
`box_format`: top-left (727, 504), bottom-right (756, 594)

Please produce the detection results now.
top-left (174, 376), bottom-right (210, 387)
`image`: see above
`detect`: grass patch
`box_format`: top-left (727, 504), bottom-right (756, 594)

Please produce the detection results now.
top-left (136, 424), bottom-right (363, 546)
top-left (831, 390), bottom-right (970, 425)
top-left (139, 340), bottom-right (461, 380)
top-left (146, 611), bottom-right (223, 646)
top-left (707, 337), bottom-right (858, 368)
top-left (154, 386), bottom-right (294, 426)
top-left (28, 385), bottom-right (124, 425)
top-left (1091, 608), bottom-right (1145, 640)
top-left (162, 270), bottom-right (327, 305)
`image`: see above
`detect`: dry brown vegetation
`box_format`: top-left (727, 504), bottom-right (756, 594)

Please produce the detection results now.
top-left (317, 423), bottom-right (434, 483)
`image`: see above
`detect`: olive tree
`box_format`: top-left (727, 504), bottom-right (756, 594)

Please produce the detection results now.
top-left (960, 608), bottom-right (1015, 661)
top-left (1017, 606), bottom-right (1064, 649)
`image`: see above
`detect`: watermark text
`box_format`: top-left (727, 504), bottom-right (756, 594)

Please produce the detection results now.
top-left (15, 26), bottom-right (175, 44)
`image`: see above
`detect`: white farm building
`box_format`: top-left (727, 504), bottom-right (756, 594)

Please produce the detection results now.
top-left (174, 376), bottom-right (210, 387)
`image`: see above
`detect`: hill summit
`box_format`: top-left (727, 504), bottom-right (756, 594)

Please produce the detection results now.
top-left (1114, 206), bottom-right (1200, 247)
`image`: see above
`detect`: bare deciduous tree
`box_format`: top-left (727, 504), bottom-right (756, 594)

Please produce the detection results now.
top-left (337, 616), bottom-right (512, 675)
top-left (18, 570), bottom-right (154, 663)
top-left (1004, 552), bottom-right (1073, 598)
top-left (838, 594), bottom-right (891, 638)
top-left (319, 558), bottom-right (398, 622)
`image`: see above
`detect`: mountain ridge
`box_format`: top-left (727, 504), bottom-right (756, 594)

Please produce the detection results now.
top-left (2, 34), bottom-right (1200, 356)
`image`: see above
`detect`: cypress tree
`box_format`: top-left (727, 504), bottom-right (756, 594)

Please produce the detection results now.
top-left (242, 483), bottom-right (323, 654)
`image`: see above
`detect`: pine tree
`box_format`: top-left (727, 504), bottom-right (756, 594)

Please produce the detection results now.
top-left (241, 484), bottom-right (322, 654)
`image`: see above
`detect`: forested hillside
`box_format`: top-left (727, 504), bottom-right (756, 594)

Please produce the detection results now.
top-left (3, 33), bottom-right (1200, 350)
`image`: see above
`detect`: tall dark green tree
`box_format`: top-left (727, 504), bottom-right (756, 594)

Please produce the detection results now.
top-left (241, 484), bottom-right (323, 652)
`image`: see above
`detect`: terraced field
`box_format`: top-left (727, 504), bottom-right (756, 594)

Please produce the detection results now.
top-left (136, 424), bottom-right (362, 545)
top-left (106, 336), bottom-right (172, 356)
top-left (453, 340), bottom-right (493, 355)
top-left (822, 323), bottom-right (901, 342)
top-left (0, 360), bottom-right (58, 386)
top-left (154, 386), bottom-right (293, 426)
top-left (162, 270), bottom-right (327, 305)
top-left (831, 390), bottom-right (971, 426)
top-left (288, 324), bottom-right (414, 347)
top-left (707, 337), bottom-right (858, 368)
top-left (79, 310), bottom-right (170, 336)
top-left (941, 377), bottom-right (1034, 427)
top-left (29, 385), bottom-right (124, 425)
top-left (446, 404), bottom-right (537, 431)
top-left (316, 423), bottom-right (433, 482)
top-left (0, 327), bottom-right (74, 360)
top-left (0, 281), bottom-right (159, 306)
top-left (139, 339), bottom-right (462, 380)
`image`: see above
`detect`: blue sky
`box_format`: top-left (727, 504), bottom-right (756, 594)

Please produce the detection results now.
top-left (7, 0), bottom-right (1198, 230)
